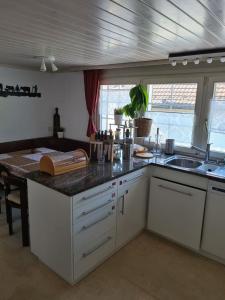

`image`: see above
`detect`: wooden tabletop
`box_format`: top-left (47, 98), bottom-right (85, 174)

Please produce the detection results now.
top-left (0, 148), bottom-right (59, 177)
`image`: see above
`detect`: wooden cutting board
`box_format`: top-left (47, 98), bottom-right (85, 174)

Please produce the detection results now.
top-left (135, 152), bottom-right (153, 159)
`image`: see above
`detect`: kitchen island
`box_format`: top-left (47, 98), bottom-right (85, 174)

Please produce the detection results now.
top-left (27, 158), bottom-right (150, 284)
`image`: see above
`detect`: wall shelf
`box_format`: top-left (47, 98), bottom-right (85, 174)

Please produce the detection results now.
top-left (0, 91), bottom-right (41, 98)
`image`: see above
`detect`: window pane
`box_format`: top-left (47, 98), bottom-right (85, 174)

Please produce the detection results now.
top-left (99, 84), bottom-right (135, 130)
top-left (146, 83), bottom-right (198, 147)
top-left (208, 82), bottom-right (225, 152)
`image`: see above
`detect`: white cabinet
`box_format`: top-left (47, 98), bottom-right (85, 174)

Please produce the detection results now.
top-left (73, 180), bottom-right (117, 281)
top-left (28, 168), bottom-right (149, 284)
top-left (28, 178), bottom-right (117, 284)
top-left (147, 177), bottom-right (206, 250)
top-left (201, 181), bottom-right (225, 260)
top-left (116, 169), bottom-right (148, 249)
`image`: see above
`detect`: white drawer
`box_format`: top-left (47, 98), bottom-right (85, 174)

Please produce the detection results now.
top-left (118, 168), bottom-right (147, 187)
top-left (73, 189), bottom-right (116, 222)
top-left (74, 229), bottom-right (115, 281)
top-left (73, 180), bottom-right (117, 208)
top-left (73, 201), bottom-right (116, 239)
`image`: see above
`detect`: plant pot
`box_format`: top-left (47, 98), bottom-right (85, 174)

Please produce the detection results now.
top-left (134, 118), bottom-right (152, 137)
top-left (114, 114), bottom-right (123, 126)
top-left (57, 131), bottom-right (64, 139)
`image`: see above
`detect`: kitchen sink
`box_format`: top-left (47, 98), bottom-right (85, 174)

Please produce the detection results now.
top-left (166, 156), bottom-right (203, 169)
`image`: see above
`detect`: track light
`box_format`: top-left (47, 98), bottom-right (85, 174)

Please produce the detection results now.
top-left (40, 58), bottom-right (47, 72)
top-left (207, 57), bottom-right (213, 64)
top-left (49, 56), bottom-right (58, 72)
top-left (194, 58), bottom-right (200, 65)
top-left (171, 60), bottom-right (176, 67)
top-left (50, 61), bottom-right (58, 72)
top-left (38, 56), bottom-right (58, 72)
top-left (169, 48), bottom-right (225, 67)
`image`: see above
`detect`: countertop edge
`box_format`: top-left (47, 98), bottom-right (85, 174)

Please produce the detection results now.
top-left (26, 159), bottom-right (225, 197)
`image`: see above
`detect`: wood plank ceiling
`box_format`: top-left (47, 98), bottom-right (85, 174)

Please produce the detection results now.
top-left (0, 0), bottom-right (224, 71)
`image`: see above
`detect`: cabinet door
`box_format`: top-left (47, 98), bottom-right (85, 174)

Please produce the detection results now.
top-left (201, 182), bottom-right (225, 260)
top-left (147, 177), bottom-right (206, 250)
top-left (116, 176), bottom-right (148, 249)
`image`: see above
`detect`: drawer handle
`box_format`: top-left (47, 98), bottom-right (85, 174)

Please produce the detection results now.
top-left (82, 236), bottom-right (112, 258)
top-left (80, 186), bottom-right (113, 202)
top-left (81, 212), bottom-right (113, 232)
top-left (212, 186), bottom-right (225, 193)
top-left (120, 190), bottom-right (128, 215)
top-left (121, 174), bottom-right (143, 185)
top-left (158, 184), bottom-right (192, 197)
top-left (80, 199), bottom-right (113, 217)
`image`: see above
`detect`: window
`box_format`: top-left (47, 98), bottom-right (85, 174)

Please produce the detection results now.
top-left (99, 83), bottom-right (198, 147)
top-left (99, 84), bottom-right (134, 130)
top-left (208, 82), bottom-right (225, 153)
top-left (146, 83), bottom-right (198, 147)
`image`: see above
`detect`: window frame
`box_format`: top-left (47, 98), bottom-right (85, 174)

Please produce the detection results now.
top-left (98, 78), bottom-right (139, 131)
top-left (142, 75), bottom-right (204, 153)
top-left (202, 75), bottom-right (225, 158)
top-left (98, 73), bottom-right (225, 158)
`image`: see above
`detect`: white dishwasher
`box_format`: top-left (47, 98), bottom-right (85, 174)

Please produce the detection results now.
top-left (201, 180), bottom-right (225, 260)
top-left (148, 177), bottom-right (206, 250)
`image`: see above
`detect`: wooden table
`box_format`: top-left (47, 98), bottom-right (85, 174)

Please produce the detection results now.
top-left (0, 147), bottom-right (58, 246)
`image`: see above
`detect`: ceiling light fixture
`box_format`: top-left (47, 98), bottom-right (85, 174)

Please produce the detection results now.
top-left (194, 58), bottom-right (200, 65)
top-left (171, 60), bottom-right (176, 67)
top-left (49, 56), bottom-right (58, 72)
top-left (207, 57), bottom-right (213, 64)
top-left (40, 57), bottom-right (47, 72)
top-left (168, 48), bottom-right (225, 66)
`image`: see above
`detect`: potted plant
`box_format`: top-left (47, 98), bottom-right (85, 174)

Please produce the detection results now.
top-left (123, 84), bottom-right (152, 137)
top-left (57, 127), bottom-right (64, 139)
top-left (114, 107), bottom-right (124, 126)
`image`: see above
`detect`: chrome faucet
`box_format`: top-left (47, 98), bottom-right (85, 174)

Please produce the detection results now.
top-left (191, 143), bottom-right (211, 163)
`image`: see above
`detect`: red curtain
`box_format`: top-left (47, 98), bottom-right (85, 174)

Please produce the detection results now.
top-left (83, 69), bottom-right (101, 137)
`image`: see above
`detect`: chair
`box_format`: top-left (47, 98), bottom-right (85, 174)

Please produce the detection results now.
top-left (2, 165), bottom-right (29, 246)
top-left (0, 164), bottom-right (10, 214)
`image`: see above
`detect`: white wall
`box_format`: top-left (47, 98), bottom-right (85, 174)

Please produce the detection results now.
top-left (52, 72), bottom-right (89, 142)
top-left (0, 67), bottom-right (88, 143)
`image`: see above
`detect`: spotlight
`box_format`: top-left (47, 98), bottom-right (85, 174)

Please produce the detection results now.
top-left (207, 57), bottom-right (213, 64)
top-left (171, 60), bottom-right (176, 67)
top-left (182, 59), bottom-right (188, 66)
top-left (40, 58), bottom-right (46, 72)
top-left (51, 62), bottom-right (58, 72)
top-left (49, 56), bottom-right (58, 72)
top-left (220, 57), bottom-right (225, 63)
top-left (194, 58), bottom-right (200, 65)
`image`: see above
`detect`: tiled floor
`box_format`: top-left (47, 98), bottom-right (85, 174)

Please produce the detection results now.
top-left (1, 201), bottom-right (225, 300)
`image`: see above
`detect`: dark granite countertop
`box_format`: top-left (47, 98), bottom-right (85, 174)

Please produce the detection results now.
top-left (26, 158), bottom-right (151, 196)
top-left (26, 155), bottom-right (225, 197)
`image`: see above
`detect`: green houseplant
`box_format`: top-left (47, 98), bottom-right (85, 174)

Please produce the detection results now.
top-left (114, 107), bottom-right (124, 126)
top-left (123, 84), bottom-right (152, 137)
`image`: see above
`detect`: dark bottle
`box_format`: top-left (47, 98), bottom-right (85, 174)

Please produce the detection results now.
top-left (53, 107), bottom-right (60, 137)
top-left (125, 128), bottom-right (130, 138)
top-left (97, 130), bottom-right (101, 140)
top-left (95, 132), bottom-right (98, 141)
top-left (109, 129), bottom-right (113, 140)
top-left (100, 130), bottom-right (104, 141)
top-left (104, 130), bottom-right (108, 140)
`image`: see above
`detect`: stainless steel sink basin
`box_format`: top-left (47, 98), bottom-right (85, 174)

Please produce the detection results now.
top-left (166, 156), bottom-right (203, 169)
